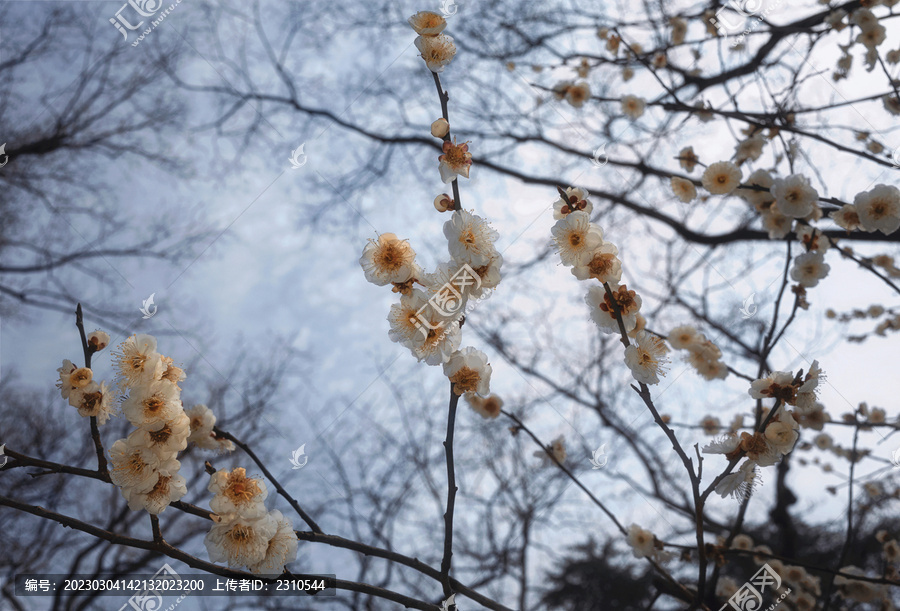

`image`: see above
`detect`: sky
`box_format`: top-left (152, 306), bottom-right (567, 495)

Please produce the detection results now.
top-left (2, 0), bottom-right (900, 609)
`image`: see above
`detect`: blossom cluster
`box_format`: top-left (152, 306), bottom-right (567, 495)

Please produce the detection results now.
top-left (359, 11), bottom-right (497, 404)
top-left (676, 143), bottom-right (900, 303)
top-left (717, 534), bottom-right (822, 609)
top-left (56, 330), bottom-right (114, 424)
top-left (100, 334), bottom-right (232, 515)
top-left (550, 188), bottom-right (671, 386)
top-left (106, 334), bottom-right (190, 515)
top-left (703, 362), bottom-right (823, 500)
top-left (667, 325), bottom-right (728, 381)
top-left (409, 11), bottom-right (456, 73)
top-left (204, 467), bottom-right (298, 575)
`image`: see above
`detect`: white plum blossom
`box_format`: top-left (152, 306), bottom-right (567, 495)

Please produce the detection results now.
top-left (670, 177), bottom-right (697, 202)
top-left (749, 371), bottom-right (796, 401)
top-left (468, 254), bottom-right (503, 298)
top-left (761, 208), bottom-right (793, 239)
top-left (56, 359), bottom-right (78, 400)
top-left (830, 204), bottom-right (862, 232)
top-left (624, 331), bottom-right (670, 385)
top-left (209, 467), bottom-right (269, 519)
top-left (443, 347), bottom-right (492, 396)
top-left (127, 412), bottom-right (190, 458)
top-left (551, 211), bottom-right (604, 266)
top-left (795, 360), bottom-right (823, 410)
top-left (667, 325), bottom-right (700, 350)
top-left (123, 473), bottom-right (187, 515)
top-left (114, 334), bottom-right (164, 389)
top-left (791, 252), bottom-right (830, 288)
top-left (387, 289), bottom-right (437, 350)
top-left (412, 314), bottom-right (462, 366)
top-left (703, 435), bottom-right (741, 455)
top-left (701, 161), bottom-right (742, 195)
top-left (68, 380), bottom-right (114, 425)
top-left (359, 233), bottom-right (419, 287)
top-left (586, 284), bottom-right (642, 334)
top-left (765, 411), bottom-right (799, 455)
top-left (734, 135), bottom-right (765, 163)
top-left (701, 416), bottom-right (721, 435)
top-left (414, 34), bottom-right (456, 73)
top-left (407, 11), bottom-right (447, 36)
top-left (186, 404), bottom-right (216, 445)
top-left (678, 146), bottom-right (698, 172)
top-left (247, 510), bottom-right (299, 576)
top-left (205, 513), bottom-right (278, 568)
top-left (771, 174), bottom-right (818, 218)
top-left (626, 524), bottom-right (658, 559)
top-left (621, 95), bottom-right (646, 119)
top-left (571, 242), bottom-right (622, 284)
top-left (854, 184), bottom-right (900, 235)
top-left (715, 460), bottom-right (758, 500)
top-left (796, 225), bottom-right (830, 252)
top-left (564, 82), bottom-right (591, 108)
top-left (465, 393), bottom-right (503, 419)
top-left (57, 361), bottom-right (92, 400)
top-left (108, 438), bottom-right (179, 493)
top-left (736, 169), bottom-right (775, 210)
top-left (438, 138), bottom-right (472, 183)
top-left (121, 380), bottom-right (181, 429)
top-left (534, 435), bottom-right (567, 466)
top-left (553, 187), bottom-right (592, 220)
top-left (443, 210), bottom-right (498, 268)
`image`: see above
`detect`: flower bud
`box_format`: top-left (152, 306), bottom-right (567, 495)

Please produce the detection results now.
top-left (87, 330), bottom-right (110, 351)
top-left (434, 193), bottom-right (453, 212)
top-left (431, 118), bottom-right (450, 139)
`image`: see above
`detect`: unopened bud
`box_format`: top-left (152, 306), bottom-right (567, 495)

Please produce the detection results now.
top-left (434, 193), bottom-right (453, 212)
top-left (87, 330), bottom-right (110, 351)
top-left (431, 118), bottom-right (450, 138)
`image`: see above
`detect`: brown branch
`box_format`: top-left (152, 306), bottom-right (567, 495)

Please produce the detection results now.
top-left (0, 495), bottom-right (440, 611)
top-left (440, 384), bottom-right (460, 600)
top-left (75, 303), bottom-right (108, 475)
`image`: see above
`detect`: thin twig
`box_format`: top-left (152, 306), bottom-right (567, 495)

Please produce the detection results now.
top-left (213, 428), bottom-right (323, 534)
top-left (440, 385), bottom-right (460, 599)
top-left (75, 303), bottom-right (108, 474)
top-left (432, 72), bottom-right (462, 210)
top-left (501, 409), bottom-right (702, 607)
